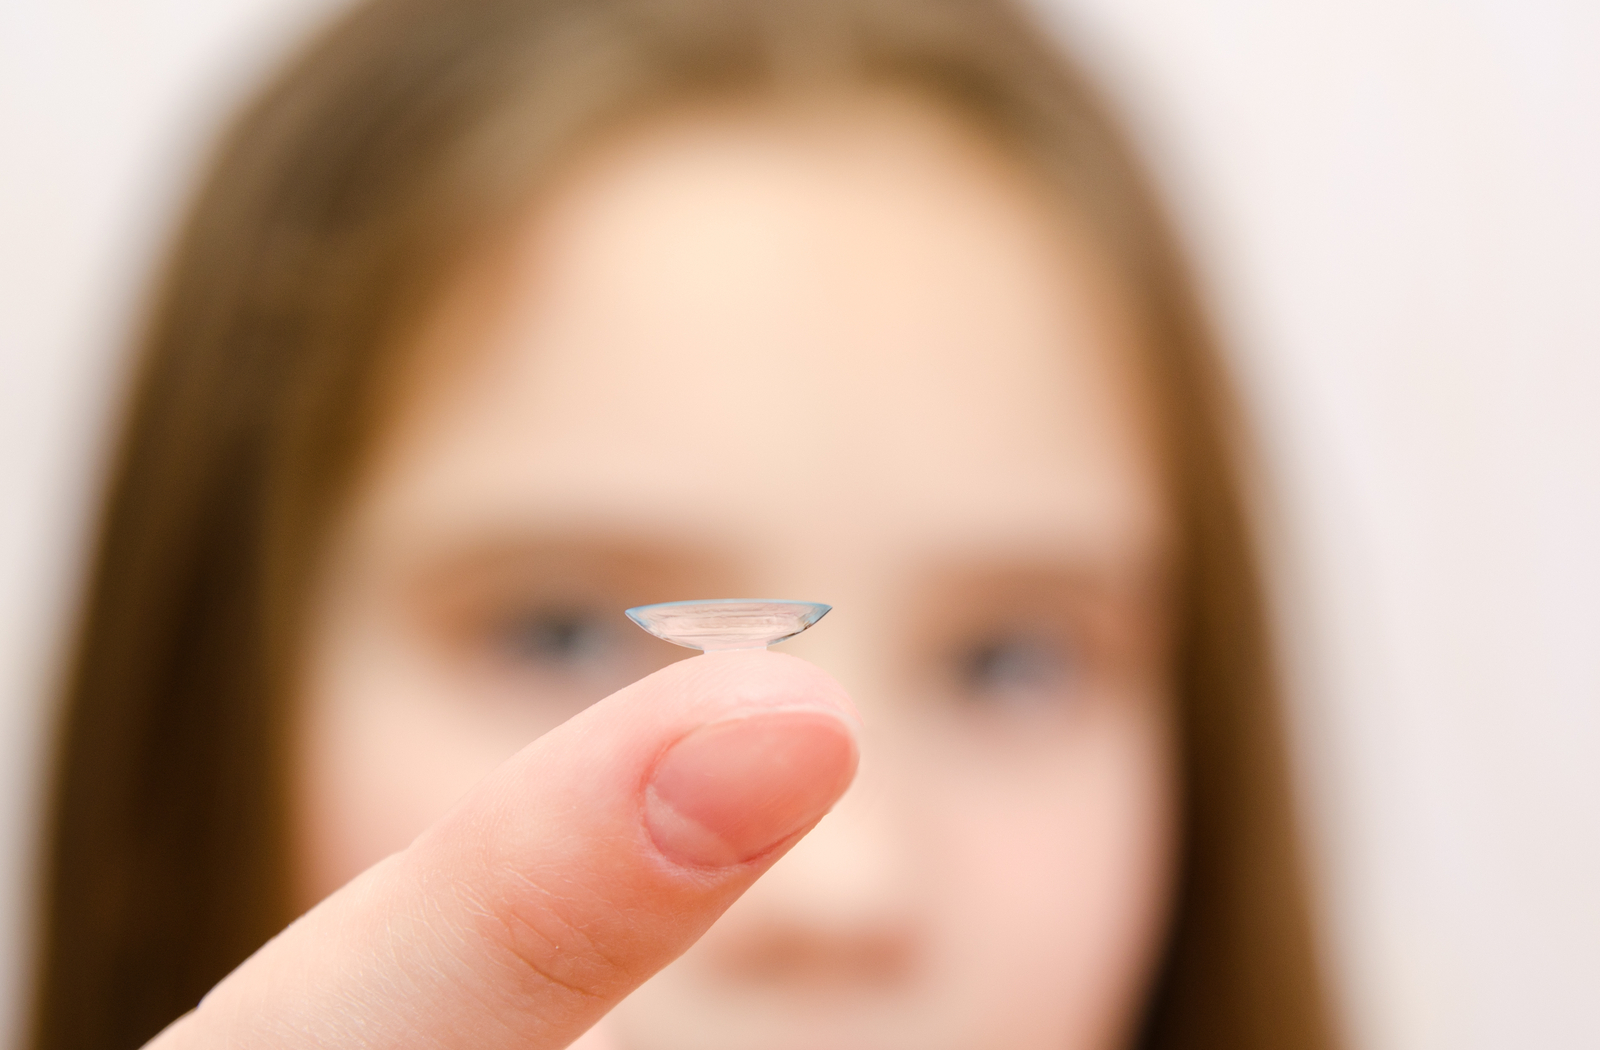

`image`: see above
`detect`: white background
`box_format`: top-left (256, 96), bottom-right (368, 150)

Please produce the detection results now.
top-left (1, 1), bottom-right (1596, 1047)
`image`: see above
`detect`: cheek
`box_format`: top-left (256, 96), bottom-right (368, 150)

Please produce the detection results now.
top-left (928, 697), bottom-right (1176, 1047)
top-left (291, 602), bottom-right (559, 909)
top-left (294, 672), bottom-right (488, 910)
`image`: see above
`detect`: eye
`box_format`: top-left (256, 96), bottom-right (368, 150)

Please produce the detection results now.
top-left (495, 608), bottom-right (623, 674)
top-left (951, 634), bottom-right (1083, 715)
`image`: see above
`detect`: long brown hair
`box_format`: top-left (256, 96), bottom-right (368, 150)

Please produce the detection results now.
top-left (30, 0), bottom-right (1340, 1047)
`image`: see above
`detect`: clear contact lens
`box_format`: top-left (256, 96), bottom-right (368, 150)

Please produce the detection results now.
top-left (625, 599), bottom-right (831, 652)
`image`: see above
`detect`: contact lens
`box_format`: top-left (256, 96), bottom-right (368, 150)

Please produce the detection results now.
top-left (625, 600), bottom-right (831, 652)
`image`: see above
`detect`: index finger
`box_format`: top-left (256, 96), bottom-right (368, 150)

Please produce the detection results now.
top-left (147, 650), bottom-right (859, 1049)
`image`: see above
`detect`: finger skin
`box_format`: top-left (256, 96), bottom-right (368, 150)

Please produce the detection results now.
top-left (146, 650), bottom-right (859, 1050)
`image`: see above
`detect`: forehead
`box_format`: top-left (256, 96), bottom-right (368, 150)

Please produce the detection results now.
top-left (371, 97), bottom-right (1168, 573)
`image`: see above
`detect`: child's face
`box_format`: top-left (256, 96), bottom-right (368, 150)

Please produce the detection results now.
top-left (296, 97), bottom-right (1178, 1050)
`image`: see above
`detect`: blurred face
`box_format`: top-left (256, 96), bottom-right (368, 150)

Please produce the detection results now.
top-left (296, 96), bottom-right (1177, 1050)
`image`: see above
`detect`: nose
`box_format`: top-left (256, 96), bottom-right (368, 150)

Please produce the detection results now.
top-left (695, 727), bottom-right (923, 988)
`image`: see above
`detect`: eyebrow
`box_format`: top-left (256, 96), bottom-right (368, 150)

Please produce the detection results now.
top-left (909, 551), bottom-right (1174, 612)
top-left (397, 528), bottom-right (733, 600)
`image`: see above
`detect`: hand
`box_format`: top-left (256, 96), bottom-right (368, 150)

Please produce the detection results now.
top-left (147, 650), bottom-right (859, 1049)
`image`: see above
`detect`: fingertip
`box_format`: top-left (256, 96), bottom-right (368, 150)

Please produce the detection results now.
top-left (644, 707), bottom-right (859, 868)
top-left (642, 648), bottom-right (861, 728)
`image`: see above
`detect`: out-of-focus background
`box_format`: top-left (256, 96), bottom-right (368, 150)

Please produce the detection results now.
top-left (1, 0), bottom-right (1596, 1047)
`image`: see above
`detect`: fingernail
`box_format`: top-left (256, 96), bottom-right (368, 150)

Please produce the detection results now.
top-left (645, 710), bottom-right (858, 868)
